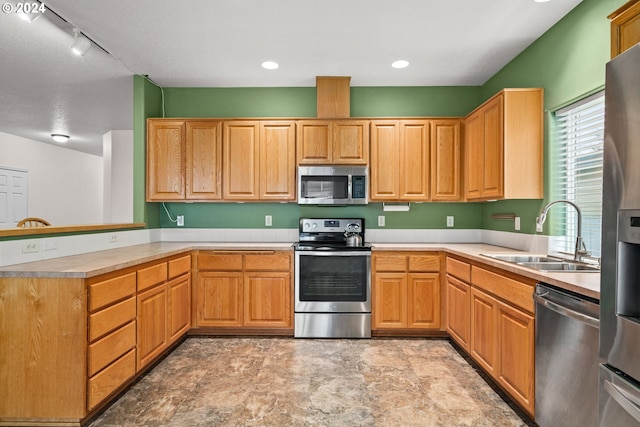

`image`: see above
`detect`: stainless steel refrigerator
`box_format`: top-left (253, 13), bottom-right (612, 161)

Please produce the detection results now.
top-left (600, 43), bottom-right (640, 427)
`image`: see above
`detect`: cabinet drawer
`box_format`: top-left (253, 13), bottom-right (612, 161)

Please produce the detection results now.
top-left (374, 254), bottom-right (407, 271)
top-left (408, 254), bottom-right (440, 272)
top-left (198, 252), bottom-right (243, 271)
top-left (88, 349), bottom-right (136, 411)
top-left (88, 272), bottom-right (136, 312)
top-left (88, 321), bottom-right (136, 377)
top-left (471, 266), bottom-right (535, 313)
top-left (447, 257), bottom-right (471, 282)
top-left (168, 255), bottom-right (191, 279)
top-left (89, 296), bottom-right (136, 341)
top-left (245, 252), bottom-right (291, 271)
top-left (138, 262), bottom-right (168, 291)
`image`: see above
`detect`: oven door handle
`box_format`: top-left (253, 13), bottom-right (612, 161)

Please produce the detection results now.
top-left (297, 250), bottom-right (371, 257)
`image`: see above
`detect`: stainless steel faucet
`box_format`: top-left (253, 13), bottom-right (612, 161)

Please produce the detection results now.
top-left (536, 200), bottom-right (590, 262)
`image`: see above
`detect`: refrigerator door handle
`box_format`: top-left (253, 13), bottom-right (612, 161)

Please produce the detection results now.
top-left (533, 293), bottom-right (599, 328)
top-left (604, 379), bottom-right (640, 423)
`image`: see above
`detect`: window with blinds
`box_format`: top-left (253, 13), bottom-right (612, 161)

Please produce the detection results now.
top-left (551, 91), bottom-right (604, 258)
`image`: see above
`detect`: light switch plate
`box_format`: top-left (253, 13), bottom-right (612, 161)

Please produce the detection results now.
top-left (446, 216), bottom-right (454, 227)
top-left (515, 217), bottom-right (521, 231)
top-left (378, 216), bottom-right (385, 227)
top-left (177, 215), bottom-right (184, 227)
top-left (265, 215), bottom-right (272, 226)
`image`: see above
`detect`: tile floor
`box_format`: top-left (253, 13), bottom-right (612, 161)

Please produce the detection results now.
top-left (88, 337), bottom-right (532, 427)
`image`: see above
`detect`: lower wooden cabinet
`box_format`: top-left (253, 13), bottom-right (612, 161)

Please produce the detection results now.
top-left (137, 283), bottom-right (169, 369)
top-left (195, 251), bottom-right (293, 331)
top-left (470, 287), bottom-right (499, 377)
top-left (446, 274), bottom-right (471, 350)
top-left (372, 252), bottom-right (442, 331)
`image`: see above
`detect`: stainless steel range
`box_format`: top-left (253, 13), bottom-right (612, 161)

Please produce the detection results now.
top-left (294, 218), bottom-right (371, 338)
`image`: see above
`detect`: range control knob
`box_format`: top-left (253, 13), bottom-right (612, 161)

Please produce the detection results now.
top-left (303, 222), bottom-right (310, 230)
top-left (311, 222), bottom-right (318, 229)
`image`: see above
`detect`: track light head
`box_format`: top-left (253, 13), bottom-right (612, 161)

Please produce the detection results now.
top-left (71, 28), bottom-right (91, 56)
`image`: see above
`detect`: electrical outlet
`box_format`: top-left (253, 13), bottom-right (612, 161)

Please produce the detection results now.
top-left (43, 240), bottom-right (57, 251)
top-left (536, 222), bottom-right (543, 233)
top-left (378, 215), bottom-right (385, 227)
top-left (446, 216), bottom-right (454, 227)
top-left (22, 241), bottom-right (40, 253)
top-left (265, 215), bottom-right (272, 226)
top-left (177, 215), bottom-right (184, 227)
top-left (108, 233), bottom-right (118, 243)
top-left (515, 217), bottom-right (521, 231)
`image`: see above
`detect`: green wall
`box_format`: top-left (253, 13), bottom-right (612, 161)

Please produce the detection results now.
top-left (135, 0), bottom-right (624, 234)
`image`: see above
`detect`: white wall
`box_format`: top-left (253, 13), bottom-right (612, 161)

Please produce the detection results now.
top-left (103, 130), bottom-right (133, 223)
top-left (0, 131), bottom-right (103, 225)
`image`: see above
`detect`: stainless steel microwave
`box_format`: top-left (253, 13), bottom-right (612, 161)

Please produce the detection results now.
top-left (297, 166), bottom-right (368, 205)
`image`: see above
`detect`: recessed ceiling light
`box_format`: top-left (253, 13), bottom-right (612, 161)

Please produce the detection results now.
top-left (51, 134), bottom-right (69, 143)
top-left (392, 60), bottom-right (410, 69)
top-left (534, 0), bottom-right (551, 2)
top-left (261, 61), bottom-right (279, 70)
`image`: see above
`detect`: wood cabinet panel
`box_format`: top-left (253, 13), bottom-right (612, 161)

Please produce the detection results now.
top-left (333, 120), bottom-right (369, 164)
top-left (373, 253), bottom-right (407, 271)
top-left (464, 111), bottom-right (483, 199)
top-left (243, 272), bottom-right (291, 328)
top-left (446, 275), bottom-right (471, 350)
top-left (185, 121), bottom-right (222, 200)
top-left (446, 257), bottom-right (471, 282)
top-left (147, 120), bottom-right (185, 201)
top-left (88, 349), bottom-right (136, 411)
top-left (168, 254), bottom-right (191, 279)
top-left (370, 121), bottom-right (400, 200)
top-left (196, 272), bottom-right (244, 327)
top-left (373, 272), bottom-right (407, 328)
top-left (471, 266), bottom-right (535, 313)
top-left (259, 121), bottom-right (296, 200)
top-left (431, 119), bottom-right (461, 201)
top-left (408, 254), bottom-right (440, 272)
top-left (223, 121), bottom-right (260, 200)
top-left (197, 252), bottom-right (244, 271)
top-left (400, 120), bottom-right (430, 200)
top-left (137, 262), bottom-right (168, 292)
top-left (88, 320), bottom-right (136, 377)
top-left (88, 272), bottom-right (136, 312)
top-left (89, 296), bottom-right (136, 341)
top-left (244, 252), bottom-right (291, 271)
top-left (481, 96), bottom-right (504, 198)
top-left (407, 273), bottom-right (440, 329)
top-left (470, 287), bottom-right (498, 376)
top-left (316, 76), bottom-right (350, 118)
top-left (296, 121), bottom-right (332, 164)
top-left (497, 300), bottom-right (535, 415)
top-left (168, 274), bottom-right (191, 343)
top-left (137, 284), bottom-right (168, 369)
top-left (610, 0), bottom-right (640, 58)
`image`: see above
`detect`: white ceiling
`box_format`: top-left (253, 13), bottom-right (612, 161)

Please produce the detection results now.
top-left (0, 0), bottom-right (583, 156)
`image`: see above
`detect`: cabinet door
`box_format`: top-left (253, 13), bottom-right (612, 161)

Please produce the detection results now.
top-left (431, 119), bottom-right (461, 201)
top-left (497, 300), bottom-right (535, 416)
top-left (446, 275), bottom-right (471, 350)
top-left (137, 284), bottom-right (168, 370)
top-left (186, 121), bottom-right (222, 200)
top-left (373, 272), bottom-right (407, 329)
top-left (147, 120), bottom-right (185, 201)
top-left (470, 287), bottom-right (498, 377)
top-left (243, 272), bottom-right (291, 328)
top-left (333, 120), bottom-right (369, 164)
top-left (260, 121), bottom-right (296, 200)
top-left (370, 121), bottom-right (400, 200)
top-left (168, 274), bottom-right (191, 344)
top-left (297, 121), bottom-right (332, 164)
top-left (610, 1), bottom-right (640, 58)
top-left (464, 111), bottom-right (483, 200)
top-left (223, 121), bottom-right (260, 200)
top-left (482, 96), bottom-right (504, 198)
top-left (400, 120), bottom-right (430, 200)
top-left (196, 272), bottom-right (243, 327)
top-left (407, 273), bottom-right (440, 329)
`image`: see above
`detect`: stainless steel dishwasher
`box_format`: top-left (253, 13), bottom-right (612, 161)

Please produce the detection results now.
top-left (534, 283), bottom-right (600, 427)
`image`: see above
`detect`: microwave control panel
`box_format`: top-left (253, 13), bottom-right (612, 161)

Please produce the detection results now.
top-left (352, 176), bottom-right (366, 199)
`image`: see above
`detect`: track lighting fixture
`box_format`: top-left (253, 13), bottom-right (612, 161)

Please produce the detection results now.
top-left (71, 28), bottom-right (91, 56)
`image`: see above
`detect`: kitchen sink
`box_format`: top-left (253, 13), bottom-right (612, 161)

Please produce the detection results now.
top-left (480, 253), bottom-right (600, 273)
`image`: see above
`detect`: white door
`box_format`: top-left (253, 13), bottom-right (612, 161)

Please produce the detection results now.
top-left (0, 167), bottom-right (28, 228)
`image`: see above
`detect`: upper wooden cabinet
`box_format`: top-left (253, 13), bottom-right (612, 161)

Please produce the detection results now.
top-left (610, 0), bottom-right (640, 58)
top-left (464, 89), bottom-right (543, 201)
top-left (296, 120), bottom-right (369, 165)
top-left (147, 119), bottom-right (222, 201)
top-left (223, 121), bottom-right (296, 201)
top-left (370, 119), bottom-right (462, 201)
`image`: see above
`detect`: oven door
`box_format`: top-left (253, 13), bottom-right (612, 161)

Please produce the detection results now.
top-left (295, 250), bottom-right (371, 313)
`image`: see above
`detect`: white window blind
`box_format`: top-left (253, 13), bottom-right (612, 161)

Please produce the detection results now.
top-left (551, 91), bottom-right (604, 258)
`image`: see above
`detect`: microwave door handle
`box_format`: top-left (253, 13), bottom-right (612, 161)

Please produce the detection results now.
top-left (348, 174), bottom-right (352, 199)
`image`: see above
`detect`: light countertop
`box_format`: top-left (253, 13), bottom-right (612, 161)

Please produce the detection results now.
top-left (0, 241), bottom-right (599, 299)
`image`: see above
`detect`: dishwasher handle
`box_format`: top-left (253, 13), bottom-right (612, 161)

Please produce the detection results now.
top-left (534, 292), bottom-right (600, 329)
